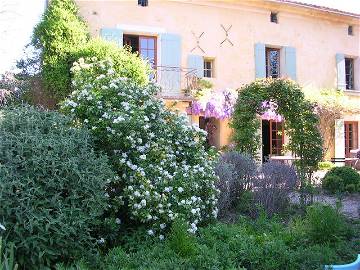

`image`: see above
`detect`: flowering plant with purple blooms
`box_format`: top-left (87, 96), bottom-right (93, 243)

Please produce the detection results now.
top-left (190, 89), bottom-right (283, 121)
top-left (190, 88), bottom-right (237, 119)
top-left (260, 101), bottom-right (283, 121)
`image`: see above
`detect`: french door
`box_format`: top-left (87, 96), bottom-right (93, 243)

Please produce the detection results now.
top-left (270, 120), bottom-right (284, 156)
top-left (344, 121), bottom-right (359, 158)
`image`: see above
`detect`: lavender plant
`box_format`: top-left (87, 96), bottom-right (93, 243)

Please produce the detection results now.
top-left (254, 161), bottom-right (299, 216)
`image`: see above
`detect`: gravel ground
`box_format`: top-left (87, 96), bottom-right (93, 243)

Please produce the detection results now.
top-left (290, 192), bottom-right (360, 219)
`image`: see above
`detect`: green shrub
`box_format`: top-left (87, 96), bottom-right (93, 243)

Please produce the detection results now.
top-left (0, 106), bottom-right (115, 268)
top-left (322, 166), bottom-right (360, 193)
top-left (322, 175), bottom-right (344, 193)
top-left (304, 203), bottom-right (349, 243)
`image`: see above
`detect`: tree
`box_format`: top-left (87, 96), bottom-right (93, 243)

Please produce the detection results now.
top-left (32, 0), bottom-right (89, 101)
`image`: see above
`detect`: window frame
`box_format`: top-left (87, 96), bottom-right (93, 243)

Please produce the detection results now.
top-left (266, 47), bottom-right (280, 78)
top-left (344, 121), bottom-right (359, 158)
top-left (203, 58), bottom-right (215, 78)
top-left (345, 57), bottom-right (354, 90)
top-left (269, 120), bottom-right (284, 156)
top-left (123, 34), bottom-right (157, 68)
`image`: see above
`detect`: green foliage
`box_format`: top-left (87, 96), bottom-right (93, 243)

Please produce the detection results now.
top-left (322, 166), bottom-right (360, 193)
top-left (167, 220), bottom-right (198, 257)
top-left (32, 0), bottom-right (89, 101)
top-left (32, 0), bottom-right (151, 103)
top-left (0, 238), bottom-right (18, 270)
top-left (322, 175), bottom-right (344, 193)
top-left (318, 161), bottom-right (335, 170)
top-left (63, 214), bottom-right (359, 270)
top-left (231, 79), bottom-right (323, 180)
top-left (0, 106), bottom-right (115, 268)
top-left (304, 203), bottom-right (350, 243)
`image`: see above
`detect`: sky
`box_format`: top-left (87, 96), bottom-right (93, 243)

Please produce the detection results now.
top-left (0, 0), bottom-right (359, 74)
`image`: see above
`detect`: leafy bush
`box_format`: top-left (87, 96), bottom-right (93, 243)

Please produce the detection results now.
top-left (61, 57), bottom-right (219, 238)
top-left (322, 175), bottom-right (344, 193)
top-left (253, 161), bottom-right (299, 216)
top-left (32, 0), bottom-right (89, 100)
top-left (0, 106), bottom-right (115, 268)
top-left (304, 203), bottom-right (350, 243)
top-left (322, 166), bottom-right (360, 193)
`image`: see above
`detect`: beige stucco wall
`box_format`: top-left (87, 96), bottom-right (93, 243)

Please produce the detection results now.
top-left (76, 0), bottom-right (360, 151)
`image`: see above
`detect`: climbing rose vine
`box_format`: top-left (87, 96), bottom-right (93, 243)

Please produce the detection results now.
top-left (61, 57), bottom-right (219, 239)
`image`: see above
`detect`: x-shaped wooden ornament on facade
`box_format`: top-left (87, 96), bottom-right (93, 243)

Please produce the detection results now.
top-left (220, 24), bottom-right (234, 46)
top-left (191, 31), bottom-right (205, 53)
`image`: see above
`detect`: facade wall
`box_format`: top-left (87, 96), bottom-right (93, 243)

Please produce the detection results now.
top-left (76, 0), bottom-right (360, 158)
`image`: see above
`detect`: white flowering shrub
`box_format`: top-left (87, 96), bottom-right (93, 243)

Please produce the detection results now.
top-left (61, 57), bottom-right (219, 238)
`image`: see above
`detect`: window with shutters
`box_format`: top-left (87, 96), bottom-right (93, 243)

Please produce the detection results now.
top-left (266, 48), bottom-right (280, 78)
top-left (204, 59), bottom-right (214, 78)
top-left (344, 121), bottom-right (358, 158)
top-left (123, 35), bottom-right (156, 68)
top-left (345, 58), bottom-right (354, 90)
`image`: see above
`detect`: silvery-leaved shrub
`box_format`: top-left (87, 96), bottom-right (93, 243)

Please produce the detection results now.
top-left (215, 152), bottom-right (258, 218)
top-left (254, 161), bottom-right (299, 216)
top-left (61, 57), bottom-right (219, 238)
top-left (0, 105), bottom-right (115, 268)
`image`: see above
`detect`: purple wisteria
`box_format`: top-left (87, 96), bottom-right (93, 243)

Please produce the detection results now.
top-left (189, 89), bottom-right (283, 121)
top-left (189, 89), bottom-right (238, 119)
top-left (260, 101), bottom-right (283, 121)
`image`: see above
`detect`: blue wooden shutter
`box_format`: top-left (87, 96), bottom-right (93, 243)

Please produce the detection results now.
top-left (100, 28), bottom-right (123, 47)
top-left (187, 54), bottom-right (203, 78)
top-left (284, 46), bottom-right (297, 81)
top-left (336, 53), bottom-right (346, 90)
top-left (255, 43), bottom-right (266, 78)
top-left (160, 33), bottom-right (181, 95)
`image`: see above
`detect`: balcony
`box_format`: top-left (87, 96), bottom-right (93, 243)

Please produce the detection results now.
top-left (153, 66), bottom-right (199, 100)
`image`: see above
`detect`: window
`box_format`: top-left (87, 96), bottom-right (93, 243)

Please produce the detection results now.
top-left (345, 58), bottom-right (354, 90)
top-left (270, 12), bottom-right (278, 23)
top-left (123, 35), bottom-right (156, 68)
top-left (204, 59), bottom-right (214, 78)
top-left (266, 48), bottom-right (280, 78)
top-left (348, 25), bottom-right (353, 36)
top-left (138, 0), bottom-right (148, 7)
top-left (344, 121), bottom-right (358, 158)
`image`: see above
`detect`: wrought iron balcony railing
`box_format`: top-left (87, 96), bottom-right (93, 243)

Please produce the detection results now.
top-left (152, 66), bottom-right (199, 99)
